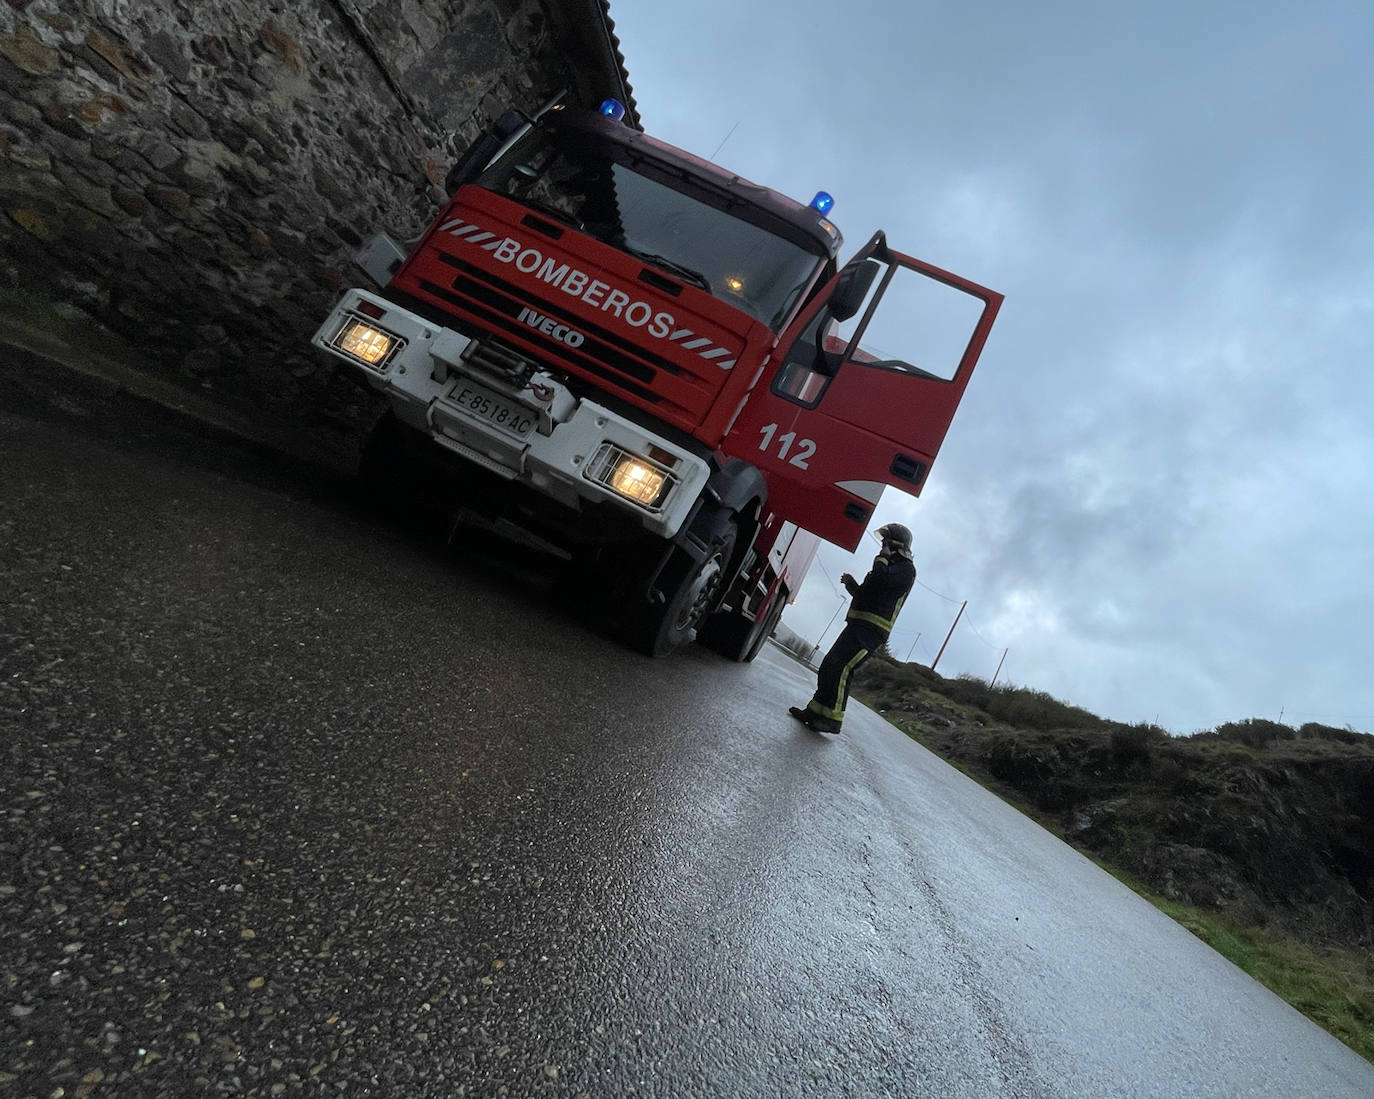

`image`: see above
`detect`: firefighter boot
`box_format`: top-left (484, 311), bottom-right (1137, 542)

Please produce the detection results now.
top-left (789, 706), bottom-right (841, 734)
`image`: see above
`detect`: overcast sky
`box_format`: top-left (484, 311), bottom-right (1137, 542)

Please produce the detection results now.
top-left (609, 0), bottom-right (1374, 734)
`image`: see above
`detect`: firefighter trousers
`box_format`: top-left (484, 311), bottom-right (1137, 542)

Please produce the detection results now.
top-left (806, 621), bottom-right (885, 731)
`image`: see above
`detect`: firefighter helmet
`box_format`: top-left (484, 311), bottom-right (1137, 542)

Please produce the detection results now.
top-left (877, 522), bottom-right (914, 559)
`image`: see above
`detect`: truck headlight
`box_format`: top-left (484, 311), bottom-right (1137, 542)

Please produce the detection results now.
top-left (332, 315), bottom-right (400, 367)
top-left (586, 443), bottom-right (674, 509)
top-left (611, 459), bottom-right (665, 504)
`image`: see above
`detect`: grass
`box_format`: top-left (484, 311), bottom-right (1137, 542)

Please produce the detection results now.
top-left (1116, 870), bottom-right (1374, 1064)
top-left (881, 709), bottom-right (1374, 1065)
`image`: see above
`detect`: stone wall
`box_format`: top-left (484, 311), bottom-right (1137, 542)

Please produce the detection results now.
top-left (0, 0), bottom-right (619, 440)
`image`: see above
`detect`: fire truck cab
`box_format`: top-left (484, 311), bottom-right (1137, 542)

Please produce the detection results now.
top-left (312, 100), bottom-right (1001, 659)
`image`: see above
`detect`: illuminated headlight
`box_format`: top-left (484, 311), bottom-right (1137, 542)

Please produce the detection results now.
top-left (331, 314), bottom-right (401, 367)
top-left (612, 461), bottom-right (664, 503)
top-left (586, 443), bottom-right (675, 510)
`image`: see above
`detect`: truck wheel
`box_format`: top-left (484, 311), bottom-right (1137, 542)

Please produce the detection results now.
top-left (702, 583), bottom-right (787, 663)
top-left (742, 585), bottom-right (787, 662)
top-left (625, 520), bottom-right (738, 658)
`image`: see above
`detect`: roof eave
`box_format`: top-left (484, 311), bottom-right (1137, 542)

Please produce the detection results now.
top-left (546, 0), bottom-right (642, 131)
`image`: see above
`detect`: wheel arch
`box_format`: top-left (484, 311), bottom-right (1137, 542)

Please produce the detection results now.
top-left (703, 456), bottom-right (767, 586)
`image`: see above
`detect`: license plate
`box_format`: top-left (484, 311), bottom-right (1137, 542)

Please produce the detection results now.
top-left (449, 381), bottom-right (537, 439)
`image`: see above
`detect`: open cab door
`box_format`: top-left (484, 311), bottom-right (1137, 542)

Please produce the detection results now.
top-left (722, 232), bottom-right (1002, 551)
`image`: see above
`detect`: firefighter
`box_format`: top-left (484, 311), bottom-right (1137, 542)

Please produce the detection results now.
top-left (790, 523), bottom-right (916, 735)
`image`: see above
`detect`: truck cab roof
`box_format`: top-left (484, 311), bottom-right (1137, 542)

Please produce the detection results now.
top-left (542, 107), bottom-right (844, 260)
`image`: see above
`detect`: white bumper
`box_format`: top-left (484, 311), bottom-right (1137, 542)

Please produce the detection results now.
top-left (312, 289), bottom-right (710, 538)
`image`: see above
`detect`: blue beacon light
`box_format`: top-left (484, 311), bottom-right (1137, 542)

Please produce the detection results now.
top-left (810, 191), bottom-right (835, 215)
top-left (598, 98), bottom-right (627, 122)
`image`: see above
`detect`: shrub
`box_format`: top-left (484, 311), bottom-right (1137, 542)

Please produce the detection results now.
top-left (1153, 754), bottom-right (1191, 792)
top-left (1109, 722), bottom-right (1165, 769)
top-left (972, 681), bottom-right (1106, 733)
top-left (1298, 722), bottom-right (1372, 746)
top-left (1194, 718), bottom-right (1297, 749)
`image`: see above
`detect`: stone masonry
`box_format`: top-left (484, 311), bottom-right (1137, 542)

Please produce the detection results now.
top-left (0, 0), bottom-right (629, 443)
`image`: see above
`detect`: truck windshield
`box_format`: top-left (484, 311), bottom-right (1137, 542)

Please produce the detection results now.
top-left (475, 124), bottom-right (827, 331)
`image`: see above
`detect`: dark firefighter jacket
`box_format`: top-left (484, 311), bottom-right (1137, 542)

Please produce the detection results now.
top-left (844, 553), bottom-right (916, 637)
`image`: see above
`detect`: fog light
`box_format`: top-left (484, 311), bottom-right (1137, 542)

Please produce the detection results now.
top-left (335, 317), bottom-right (395, 366)
top-left (610, 458), bottom-right (665, 505)
top-left (586, 443), bottom-right (674, 509)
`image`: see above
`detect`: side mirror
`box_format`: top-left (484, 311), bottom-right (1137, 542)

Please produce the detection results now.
top-left (444, 108), bottom-right (529, 194)
top-left (828, 259), bottom-right (880, 322)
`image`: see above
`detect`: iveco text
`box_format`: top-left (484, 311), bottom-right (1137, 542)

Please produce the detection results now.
top-left (518, 306), bottom-right (586, 347)
top-left (438, 216), bottom-right (737, 368)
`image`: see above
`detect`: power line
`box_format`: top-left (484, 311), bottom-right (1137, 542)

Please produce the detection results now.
top-left (892, 631), bottom-right (934, 663)
top-left (916, 577), bottom-right (962, 604)
top-left (963, 617), bottom-right (1003, 651)
top-left (809, 592), bottom-right (849, 663)
top-left (709, 119), bottom-right (741, 160)
top-left (814, 557), bottom-right (843, 598)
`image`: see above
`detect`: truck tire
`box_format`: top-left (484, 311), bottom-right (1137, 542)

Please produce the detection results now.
top-left (625, 519), bottom-right (738, 658)
top-left (742, 585), bottom-right (787, 662)
top-left (702, 583), bottom-right (787, 663)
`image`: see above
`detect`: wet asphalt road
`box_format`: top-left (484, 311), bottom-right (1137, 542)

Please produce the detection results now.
top-left (2, 375), bottom-right (1372, 1099)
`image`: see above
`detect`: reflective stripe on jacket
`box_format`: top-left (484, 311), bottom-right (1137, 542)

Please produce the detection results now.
top-left (845, 553), bottom-right (916, 636)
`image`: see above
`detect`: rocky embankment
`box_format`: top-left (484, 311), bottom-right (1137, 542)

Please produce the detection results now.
top-left (853, 658), bottom-right (1374, 951)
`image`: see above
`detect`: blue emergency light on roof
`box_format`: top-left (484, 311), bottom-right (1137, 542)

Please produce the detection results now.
top-left (810, 191), bottom-right (835, 215)
top-left (598, 98), bottom-right (627, 122)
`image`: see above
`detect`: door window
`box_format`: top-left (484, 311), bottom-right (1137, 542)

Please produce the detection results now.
top-left (834, 262), bottom-right (987, 382)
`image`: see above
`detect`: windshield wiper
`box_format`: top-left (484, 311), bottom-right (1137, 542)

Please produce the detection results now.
top-left (622, 247), bottom-right (711, 292)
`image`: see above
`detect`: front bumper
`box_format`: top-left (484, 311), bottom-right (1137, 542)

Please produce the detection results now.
top-left (312, 289), bottom-right (710, 538)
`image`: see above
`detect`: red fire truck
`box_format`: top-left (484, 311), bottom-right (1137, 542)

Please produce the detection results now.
top-left (312, 99), bottom-right (1001, 660)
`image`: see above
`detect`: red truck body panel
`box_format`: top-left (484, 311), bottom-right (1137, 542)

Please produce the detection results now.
top-left (390, 189), bottom-right (1002, 558)
top-left (390, 187), bottom-right (776, 443)
top-left (723, 251), bottom-right (1003, 551)
top-left (318, 103), bottom-right (1003, 659)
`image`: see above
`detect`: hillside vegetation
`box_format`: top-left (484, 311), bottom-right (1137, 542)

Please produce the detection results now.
top-left (847, 655), bottom-right (1374, 1060)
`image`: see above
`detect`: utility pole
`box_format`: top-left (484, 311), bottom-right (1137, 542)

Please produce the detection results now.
top-left (811, 595), bottom-right (848, 667)
top-left (931, 600), bottom-right (966, 673)
top-left (990, 647), bottom-right (1008, 687)
top-left (904, 633), bottom-right (922, 663)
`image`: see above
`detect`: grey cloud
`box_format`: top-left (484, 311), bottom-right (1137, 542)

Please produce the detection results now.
top-left (614, 0), bottom-right (1374, 731)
